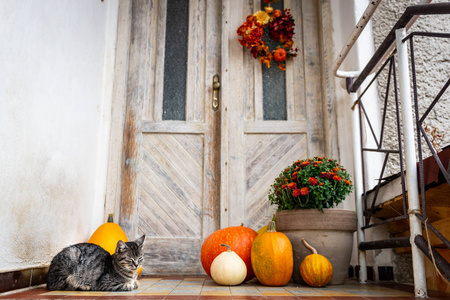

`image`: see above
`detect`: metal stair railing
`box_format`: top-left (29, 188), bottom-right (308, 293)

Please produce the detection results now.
top-left (343, 2), bottom-right (450, 298)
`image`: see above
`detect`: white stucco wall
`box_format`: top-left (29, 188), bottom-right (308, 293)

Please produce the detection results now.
top-left (0, 0), bottom-right (118, 272)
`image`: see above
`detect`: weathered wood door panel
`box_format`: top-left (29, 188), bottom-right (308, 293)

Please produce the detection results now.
top-left (119, 0), bottom-right (327, 275)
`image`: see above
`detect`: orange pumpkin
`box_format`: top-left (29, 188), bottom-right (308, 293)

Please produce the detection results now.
top-left (201, 225), bottom-right (258, 281)
top-left (273, 9), bottom-right (282, 18)
top-left (264, 6), bottom-right (274, 14)
top-left (299, 238), bottom-right (333, 287)
top-left (251, 221), bottom-right (293, 286)
top-left (89, 214), bottom-right (142, 276)
top-left (273, 48), bottom-right (287, 62)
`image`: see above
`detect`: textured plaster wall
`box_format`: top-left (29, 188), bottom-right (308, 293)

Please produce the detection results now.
top-left (0, 0), bottom-right (118, 272)
top-left (371, 0), bottom-right (450, 177)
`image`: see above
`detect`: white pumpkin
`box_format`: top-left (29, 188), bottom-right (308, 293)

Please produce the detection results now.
top-left (210, 244), bottom-right (247, 286)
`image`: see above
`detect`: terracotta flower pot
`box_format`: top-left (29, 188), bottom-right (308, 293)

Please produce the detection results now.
top-left (276, 209), bottom-right (357, 285)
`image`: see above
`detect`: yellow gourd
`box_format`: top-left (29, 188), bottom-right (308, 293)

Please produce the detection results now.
top-left (256, 214), bottom-right (276, 235)
top-left (88, 214), bottom-right (142, 276)
top-left (257, 225), bottom-right (268, 235)
top-left (210, 244), bottom-right (247, 286)
top-left (300, 238), bottom-right (333, 287)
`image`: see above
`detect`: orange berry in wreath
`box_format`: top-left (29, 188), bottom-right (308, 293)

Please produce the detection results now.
top-left (273, 9), bottom-right (282, 18)
top-left (273, 48), bottom-right (287, 62)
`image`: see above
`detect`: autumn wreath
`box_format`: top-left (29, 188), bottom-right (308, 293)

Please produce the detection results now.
top-left (237, 1), bottom-right (298, 71)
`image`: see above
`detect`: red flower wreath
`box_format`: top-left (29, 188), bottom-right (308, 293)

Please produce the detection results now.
top-left (237, 6), bottom-right (298, 71)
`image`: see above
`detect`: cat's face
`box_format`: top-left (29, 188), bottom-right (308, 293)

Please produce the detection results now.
top-left (114, 235), bottom-right (145, 271)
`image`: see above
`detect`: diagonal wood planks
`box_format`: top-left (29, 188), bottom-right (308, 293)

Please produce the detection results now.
top-left (138, 133), bottom-right (204, 238)
top-left (244, 134), bottom-right (307, 230)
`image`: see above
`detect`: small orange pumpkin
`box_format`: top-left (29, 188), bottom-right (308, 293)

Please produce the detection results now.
top-left (88, 214), bottom-right (142, 276)
top-left (273, 48), bottom-right (287, 62)
top-left (299, 238), bottom-right (333, 287)
top-left (264, 6), bottom-right (274, 14)
top-left (201, 225), bottom-right (257, 282)
top-left (251, 221), bottom-right (293, 286)
top-left (273, 9), bottom-right (282, 18)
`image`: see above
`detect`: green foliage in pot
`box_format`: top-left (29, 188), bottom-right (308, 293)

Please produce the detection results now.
top-left (269, 157), bottom-right (353, 211)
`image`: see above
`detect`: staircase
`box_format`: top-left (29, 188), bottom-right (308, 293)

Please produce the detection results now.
top-left (341, 2), bottom-right (450, 298)
top-left (366, 146), bottom-right (450, 293)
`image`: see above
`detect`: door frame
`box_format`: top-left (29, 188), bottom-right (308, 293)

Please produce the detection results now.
top-left (104, 0), bottom-right (340, 238)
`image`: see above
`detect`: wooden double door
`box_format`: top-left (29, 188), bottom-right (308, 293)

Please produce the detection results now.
top-left (119, 0), bottom-right (329, 274)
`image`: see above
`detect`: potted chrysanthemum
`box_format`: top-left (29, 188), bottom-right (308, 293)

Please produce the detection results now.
top-left (268, 157), bottom-right (357, 285)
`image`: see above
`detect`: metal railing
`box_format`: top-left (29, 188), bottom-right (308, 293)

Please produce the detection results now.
top-left (343, 2), bottom-right (450, 298)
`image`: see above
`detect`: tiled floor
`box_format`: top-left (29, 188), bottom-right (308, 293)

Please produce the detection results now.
top-left (0, 276), bottom-right (447, 299)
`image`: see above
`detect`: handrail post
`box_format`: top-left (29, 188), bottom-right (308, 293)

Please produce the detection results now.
top-left (395, 27), bottom-right (427, 298)
top-left (350, 92), bottom-right (368, 284)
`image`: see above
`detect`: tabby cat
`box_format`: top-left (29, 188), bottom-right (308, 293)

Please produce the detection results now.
top-left (46, 235), bottom-right (145, 291)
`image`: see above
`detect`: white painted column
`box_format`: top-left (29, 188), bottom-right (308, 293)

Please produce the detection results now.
top-left (395, 27), bottom-right (427, 298)
top-left (351, 92), bottom-right (368, 284)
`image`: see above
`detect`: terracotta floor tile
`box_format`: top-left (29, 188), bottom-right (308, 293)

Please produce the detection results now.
top-left (165, 296), bottom-right (199, 300)
top-left (198, 296), bottom-right (232, 300)
top-left (232, 297), bottom-right (267, 300)
top-left (1, 277), bottom-right (449, 299)
top-left (266, 296), bottom-right (300, 300)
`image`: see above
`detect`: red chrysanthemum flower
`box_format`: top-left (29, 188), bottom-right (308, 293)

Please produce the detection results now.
top-left (301, 161), bottom-right (310, 167)
top-left (300, 187), bottom-right (309, 196)
top-left (292, 189), bottom-right (301, 197)
top-left (288, 182), bottom-right (297, 190)
top-left (333, 175), bottom-right (342, 181)
top-left (309, 177), bottom-right (318, 186)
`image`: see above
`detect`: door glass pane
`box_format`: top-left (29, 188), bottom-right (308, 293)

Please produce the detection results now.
top-left (163, 0), bottom-right (189, 120)
top-left (261, 0), bottom-right (286, 121)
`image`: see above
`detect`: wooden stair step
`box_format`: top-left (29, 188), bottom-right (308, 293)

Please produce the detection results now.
top-left (371, 182), bottom-right (450, 221)
top-left (392, 217), bottom-right (450, 254)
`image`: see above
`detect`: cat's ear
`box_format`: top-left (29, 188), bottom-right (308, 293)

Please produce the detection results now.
top-left (116, 240), bottom-right (128, 254)
top-left (135, 235), bottom-right (145, 247)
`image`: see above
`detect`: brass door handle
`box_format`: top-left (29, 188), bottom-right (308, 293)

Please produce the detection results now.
top-left (212, 74), bottom-right (220, 111)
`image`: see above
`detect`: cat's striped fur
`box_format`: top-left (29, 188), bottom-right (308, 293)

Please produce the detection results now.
top-left (46, 235), bottom-right (145, 291)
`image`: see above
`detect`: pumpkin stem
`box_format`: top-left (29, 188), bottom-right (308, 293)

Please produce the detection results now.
top-left (220, 244), bottom-right (232, 252)
top-left (302, 238), bottom-right (318, 254)
top-left (267, 221), bottom-right (276, 232)
top-left (107, 213), bottom-right (114, 223)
